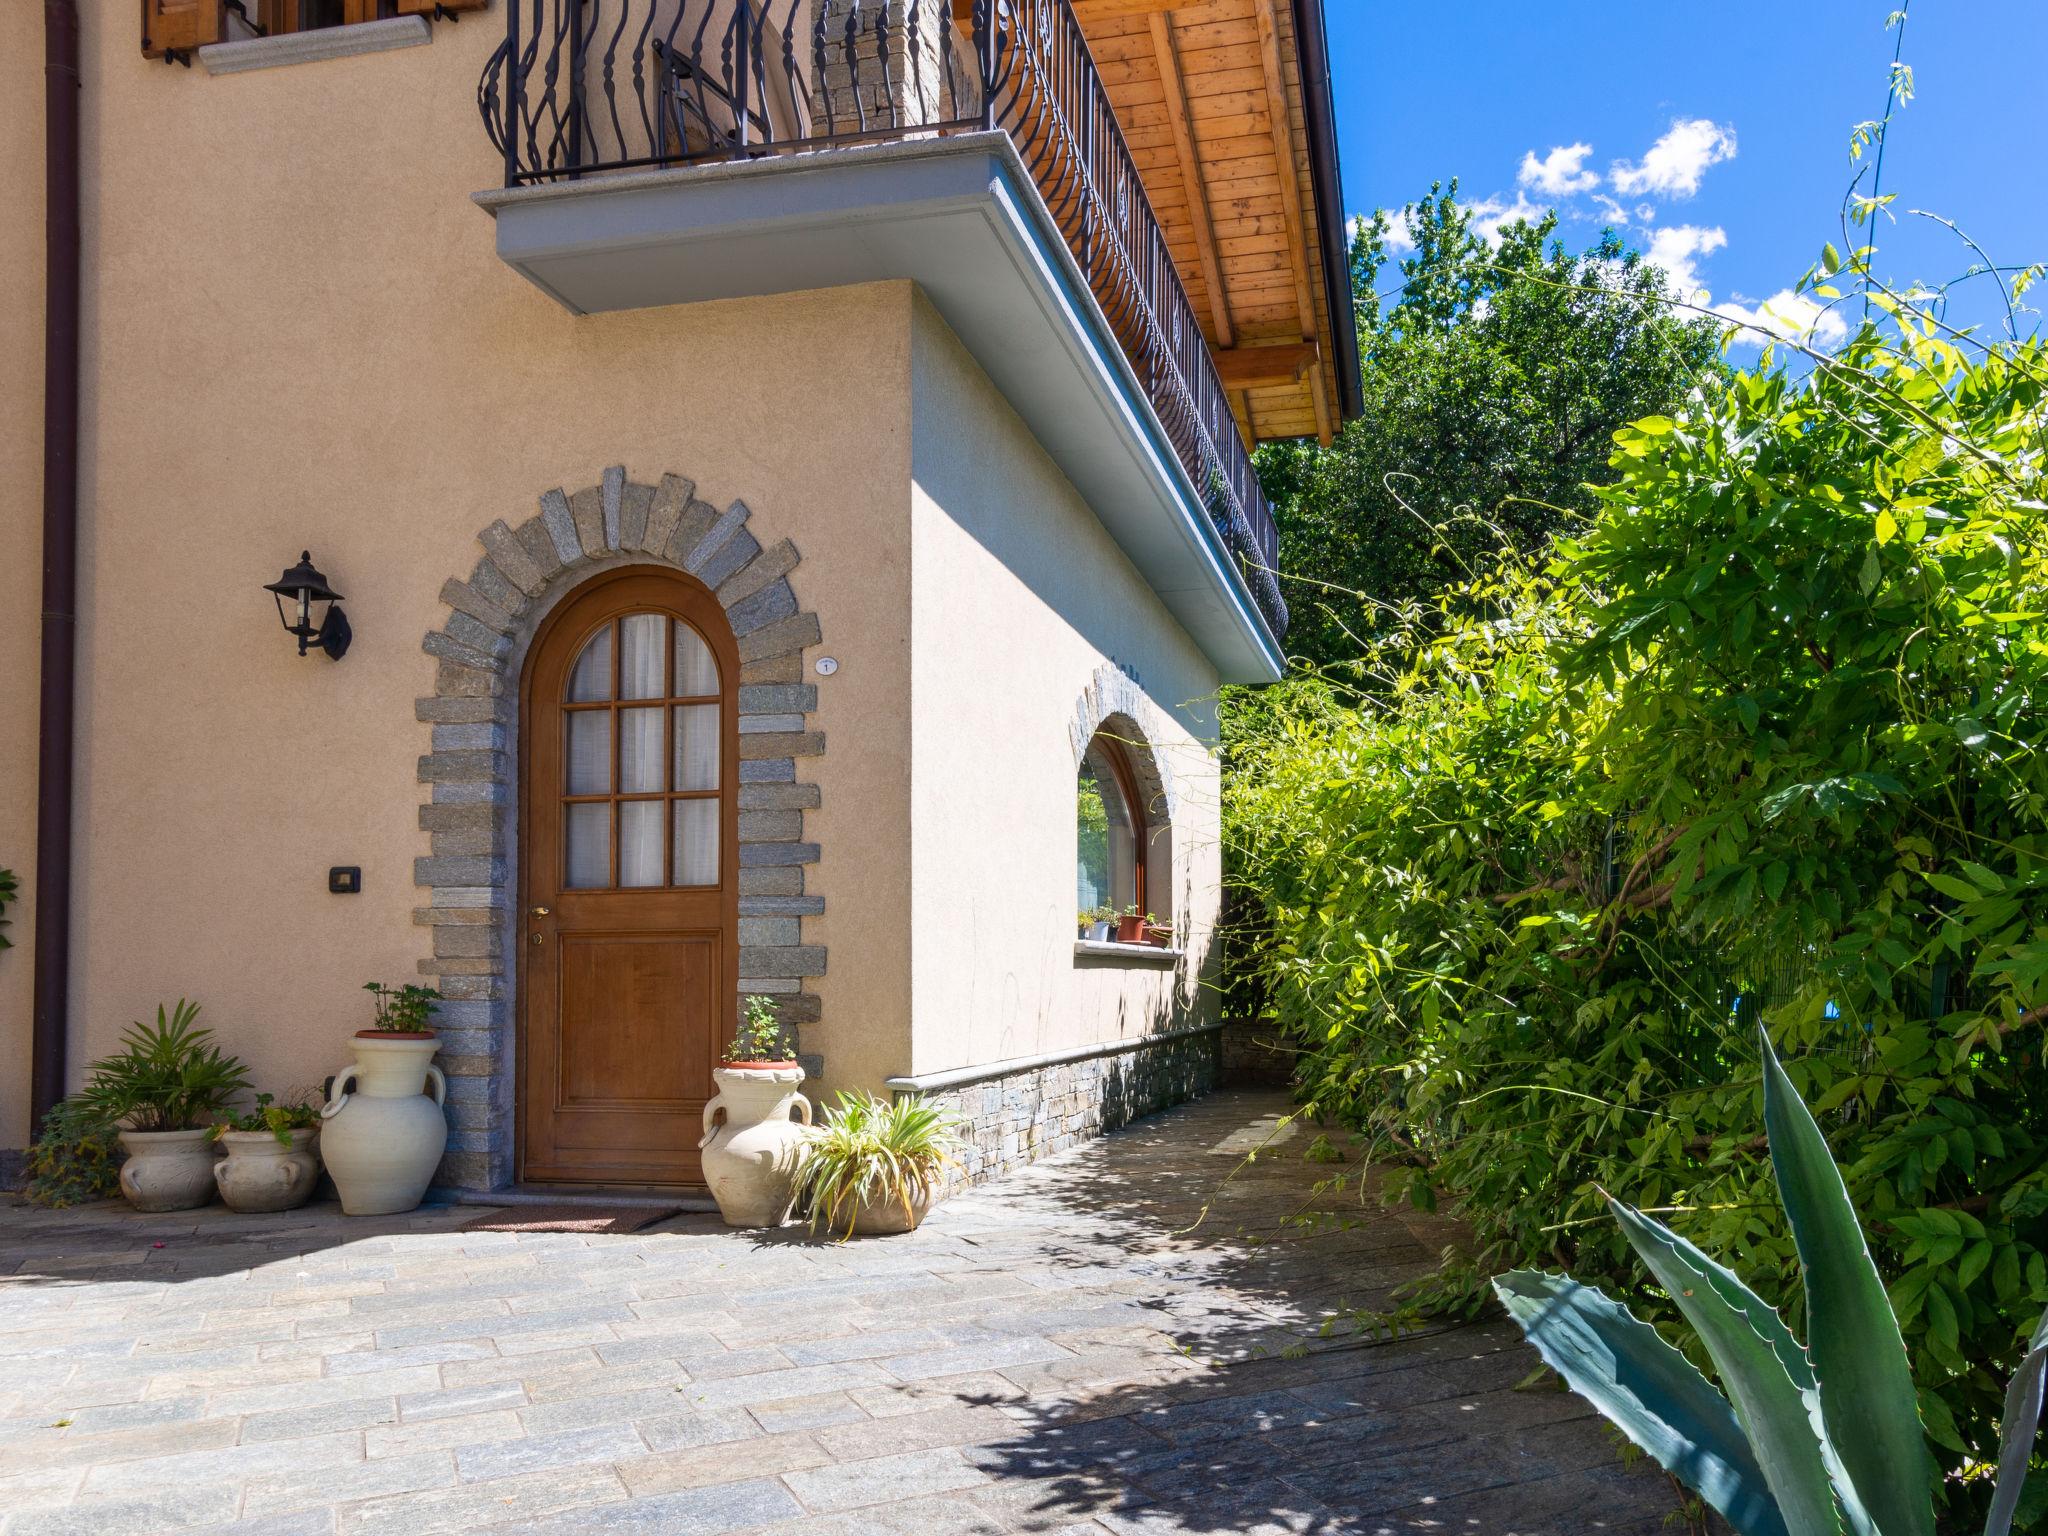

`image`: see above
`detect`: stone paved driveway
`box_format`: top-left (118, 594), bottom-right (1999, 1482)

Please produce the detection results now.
top-left (0, 1092), bottom-right (1684, 1535)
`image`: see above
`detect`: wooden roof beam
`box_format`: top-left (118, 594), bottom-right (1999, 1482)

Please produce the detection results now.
top-left (1147, 10), bottom-right (1235, 351)
top-left (1213, 340), bottom-right (1319, 391)
top-left (1251, 0), bottom-right (1334, 445)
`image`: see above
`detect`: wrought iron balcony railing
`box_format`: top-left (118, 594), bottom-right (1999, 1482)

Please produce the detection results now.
top-left (480, 0), bottom-right (1288, 640)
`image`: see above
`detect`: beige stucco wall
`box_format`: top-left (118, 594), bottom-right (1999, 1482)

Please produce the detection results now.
top-left (0, 16), bottom-right (48, 1154)
top-left (906, 295), bottom-right (1223, 1078)
top-left (54, 10), bottom-right (914, 1119)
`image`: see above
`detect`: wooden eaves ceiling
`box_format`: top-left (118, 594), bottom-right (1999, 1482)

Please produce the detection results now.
top-left (1072, 0), bottom-right (1348, 446)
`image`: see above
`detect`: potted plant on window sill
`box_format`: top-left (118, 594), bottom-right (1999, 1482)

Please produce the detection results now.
top-left (1114, 907), bottom-right (1158, 945)
top-left (794, 1091), bottom-right (963, 1238)
top-left (78, 999), bottom-right (251, 1213)
top-left (1141, 918), bottom-right (1175, 949)
top-left (1079, 907), bottom-right (1117, 942)
top-left (699, 995), bottom-right (813, 1228)
top-left (320, 983), bottom-right (446, 1216)
top-left (211, 1092), bottom-right (323, 1214)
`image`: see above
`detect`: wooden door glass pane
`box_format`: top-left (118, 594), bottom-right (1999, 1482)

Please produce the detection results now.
top-left (676, 624), bottom-right (719, 696)
top-left (619, 801), bottom-right (666, 888)
top-left (674, 798), bottom-right (718, 888)
top-left (674, 704), bottom-right (719, 792)
top-left (566, 711), bottom-right (611, 795)
top-left (619, 708), bottom-right (665, 794)
top-left (564, 803), bottom-right (610, 889)
top-left (620, 614), bottom-right (667, 699)
top-left (568, 625), bottom-right (613, 703)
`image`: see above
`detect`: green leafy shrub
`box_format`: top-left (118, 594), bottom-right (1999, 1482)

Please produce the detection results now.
top-left (77, 1000), bottom-right (251, 1133)
top-left (725, 994), bottom-right (794, 1065)
top-left (1227, 278), bottom-right (2048, 1523)
top-left (793, 1092), bottom-right (962, 1238)
top-left (23, 1099), bottom-right (121, 1207)
top-left (211, 1091), bottom-right (321, 1147)
top-left (362, 982), bottom-right (441, 1033)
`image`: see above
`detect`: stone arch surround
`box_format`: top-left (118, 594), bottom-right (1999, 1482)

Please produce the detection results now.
top-left (413, 466), bottom-right (827, 1192)
top-left (1069, 663), bottom-right (1179, 825)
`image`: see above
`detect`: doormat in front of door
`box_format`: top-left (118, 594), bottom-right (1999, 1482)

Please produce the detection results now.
top-left (461, 1206), bottom-right (686, 1235)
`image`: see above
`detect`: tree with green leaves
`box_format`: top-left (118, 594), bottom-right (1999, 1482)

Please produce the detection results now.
top-left (1257, 184), bottom-right (1725, 669)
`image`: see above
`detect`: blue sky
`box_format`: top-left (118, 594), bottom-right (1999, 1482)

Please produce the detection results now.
top-left (1323, 2), bottom-right (2047, 347)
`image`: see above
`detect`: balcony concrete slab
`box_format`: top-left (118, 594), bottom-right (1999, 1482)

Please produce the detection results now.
top-left (474, 136), bottom-right (1284, 683)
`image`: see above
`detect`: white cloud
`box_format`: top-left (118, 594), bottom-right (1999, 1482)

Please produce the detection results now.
top-left (1591, 194), bottom-right (1630, 226)
top-left (1712, 289), bottom-right (1851, 350)
top-left (1518, 143), bottom-right (1600, 197)
top-left (1464, 192), bottom-right (1545, 246)
top-left (1610, 118), bottom-right (1738, 199)
top-left (1378, 208), bottom-right (1416, 255)
top-left (1642, 224), bottom-right (1729, 303)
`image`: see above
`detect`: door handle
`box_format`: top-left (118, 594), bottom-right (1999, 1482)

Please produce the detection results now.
top-left (530, 906), bottom-right (551, 917)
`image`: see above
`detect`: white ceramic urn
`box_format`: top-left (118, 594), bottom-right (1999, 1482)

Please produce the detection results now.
top-left (117, 1128), bottom-right (220, 1212)
top-left (213, 1127), bottom-right (321, 1214)
top-left (320, 1035), bottom-right (448, 1216)
top-left (699, 1066), bottom-right (812, 1228)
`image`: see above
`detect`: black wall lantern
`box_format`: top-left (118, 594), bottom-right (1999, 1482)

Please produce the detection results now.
top-left (264, 551), bottom-right (352, 660)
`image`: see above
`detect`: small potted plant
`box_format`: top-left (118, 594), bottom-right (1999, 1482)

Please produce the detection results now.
top-left (78, 1000), bottom-right (250, 1213)
top-left (1114, 906), bottom-right (1156, 945)
top-left (211, 1091), bottom-right (323, 1213)
top-left (1142, 916), bottom-right (1175, 948)
top-left (319, 982), bottom-right (447, 1216)
top-left (699, 995), bottom-right (813, 1228)
top-left (1078, 906), bottom-right (1117, 942)
top-left (794, 1092), bottom-right (963, 1238)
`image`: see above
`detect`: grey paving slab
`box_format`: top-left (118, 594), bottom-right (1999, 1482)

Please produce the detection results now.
top-left (1, 1092), bottom-right (1686, 1535)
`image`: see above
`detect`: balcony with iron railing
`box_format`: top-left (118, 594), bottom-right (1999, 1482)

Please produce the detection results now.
top-left (477, 0), bottom-right (1289, 646)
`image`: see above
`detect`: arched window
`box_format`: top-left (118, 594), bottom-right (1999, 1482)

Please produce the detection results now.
top-left (1077, 731), bottom-right (1146, 918)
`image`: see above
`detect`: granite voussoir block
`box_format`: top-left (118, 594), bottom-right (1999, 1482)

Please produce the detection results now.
top-left (738, 758), bottom-right (796, 784)
top-left (694, 527), bottom-right (761, 593)
top-left (727, 578), bottom-right (797, 637)
top-left (736, 685), bottom-right (817, 715)
top-left (514, 515), bottom-right (566, 583)
top-left (664, 498), bottom-right (724, 568)
top-left (601, 466), bottom-right (625, 549)
top-left (737, 809), bottom-right (803, 842)
top-left (736, 612), bottom-right (822, 663)
top-left (467, 556), bottom-right (528, 616)
top-left (540, 488), bottom-right (585, 565)
top-left (738, 946), bottom-right (827, 977)
top-left (717, 538), bottom-right (801, 610)
top-left (422, 632), bottom-right (503, 673)
top-left (416, 694), bottom-right (512, 725)
top-left (682, 502), bottom-right (752, 576)
top-left (620, 480), bottom-right (655, 551)
top-left (479, 520), bottom-right (548, 597)
top-left (440, 578), bottom-right (517, 635)
top-left (738, 867), bottom-right (804, 896)
top-left (641, 474), bottom-right (693, 554)
top-left (570, 484), bottom-right (607, 559)
top-left (739, 654), bottom-right (804, 686)
top-left (417, 750), bottom-right (506, 785)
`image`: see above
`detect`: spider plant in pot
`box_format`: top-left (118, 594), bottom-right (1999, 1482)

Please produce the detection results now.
top-left (699, 996), bottom-right (814, 1228)
top-left (794, 1091), bottom-right (963, 1238)
top-left (77, 999), bottom-right (250, 1213)
top-left (210, 1091), bottom-right (323, 1214)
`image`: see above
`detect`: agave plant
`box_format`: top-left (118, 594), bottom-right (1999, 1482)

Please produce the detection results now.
top-left (793, 1092), bottom-right (962, 1239)
top-left (76, 999), bottom-right (251, 1133)
top-left (1495, 1028), bottom-right (2048, 1536)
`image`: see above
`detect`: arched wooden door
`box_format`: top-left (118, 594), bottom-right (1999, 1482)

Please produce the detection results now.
top-left (519, 569), bottom-right (738, 1185)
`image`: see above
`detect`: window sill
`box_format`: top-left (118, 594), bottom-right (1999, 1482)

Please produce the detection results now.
top-left (1074, 940), bottom-right (1181, 967)
top-left (200, 16), bottom-right (431, 75)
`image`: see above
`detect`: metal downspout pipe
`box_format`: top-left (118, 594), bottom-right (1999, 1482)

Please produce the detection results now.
top-left (33, 0), bottom-right (81, 1130)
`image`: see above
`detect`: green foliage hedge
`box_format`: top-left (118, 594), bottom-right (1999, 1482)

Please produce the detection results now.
top-left (1226, 299), bottom-right (2048, 1524)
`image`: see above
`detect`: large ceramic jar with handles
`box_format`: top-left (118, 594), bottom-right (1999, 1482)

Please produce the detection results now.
top-left (699, 1065), bottom-right (812, 1228)
top-left (320, 1035), bottom-right (447, 1216)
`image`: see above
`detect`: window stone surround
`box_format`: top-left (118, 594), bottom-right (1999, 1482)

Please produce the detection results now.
top-left (415, 466), bottom-right (827, 1192)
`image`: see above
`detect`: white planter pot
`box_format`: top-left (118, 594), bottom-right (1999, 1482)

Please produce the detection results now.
top-left (699, 1066), bottom-right (812, 1228)
top-left (213, 1127), bottom-right (321, 1214)
top-left (117, 1128), bottom-right (220, 1213)
top-left (320, 1035), bottom-right (448, 1216)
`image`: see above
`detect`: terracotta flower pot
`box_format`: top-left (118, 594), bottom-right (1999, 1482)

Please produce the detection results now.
top-left (1115, 914), bottom-right (1148, 944)
top-left (117, 1128), bottom-right (220, 1213)
top-left (699, 1065), bottom-right (812, 1228)
top-left (1142, 922), bottom-right (1175, 948)
top-left (214, 1127), bottom-right (321, 1214)
top-left (320, 1035), bottom-right (447, 1216)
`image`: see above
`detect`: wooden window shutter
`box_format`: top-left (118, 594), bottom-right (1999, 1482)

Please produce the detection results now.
top-left (141, 0), bottom-right (225, 56)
